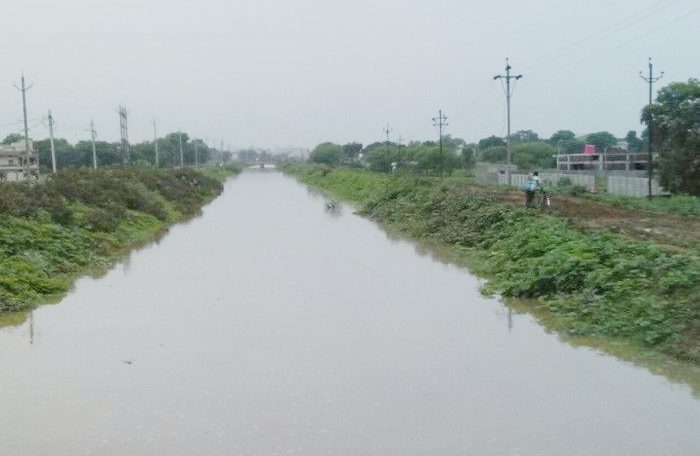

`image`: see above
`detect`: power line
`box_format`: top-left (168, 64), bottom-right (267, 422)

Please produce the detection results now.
top-left (521, 0), bottom-right (682, 70)
top-left (493, 59), bottom-right (522, 187)
top-left (529, 6), bottom-right (699, 76)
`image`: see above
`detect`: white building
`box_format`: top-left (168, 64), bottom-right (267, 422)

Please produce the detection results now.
top-left (0, 139), bottom-right (39, 181)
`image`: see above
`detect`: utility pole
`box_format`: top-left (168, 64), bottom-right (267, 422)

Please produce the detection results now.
top-left (220, 139), bottom-right (224, 164)
top-left (178, 131), bottom-right (184, 167)
top-left (639, 57), bottom-right (663, 199)
top-left (118, 105), bottom-right (130, 164)
top-left (48, 110), bottom-right (57, 174)
top-left (432, 110), bottom-right (448, 179)
top-left (383, 123), bottom-right (393, 155)
top-left (397, 134), bottom-right (403, 164)
top-left (14, 74), bottom-right (33, 178)
top-left (89, 120), bottom-right (98, 169)
top-left (494, 58), bottom-right (523, 187)
top-left (193, 140), bottom-right (199, 167)
top-left (152, 118), bottom-right (159, 168)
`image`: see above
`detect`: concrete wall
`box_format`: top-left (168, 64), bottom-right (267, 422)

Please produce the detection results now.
top-left (475, 165), bottom-right (672, 198)
top-left (607, 175), bottom-right (668, 197)
top-left (497, 172), bottom-right (595, 191)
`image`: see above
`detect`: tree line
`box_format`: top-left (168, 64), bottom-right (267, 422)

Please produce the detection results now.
top-left (309, 79), bottom-right (698, 195)
top-left (309, 130), bottom-right (642, 177)
top-left (1, 132), bottom-right (229, 173)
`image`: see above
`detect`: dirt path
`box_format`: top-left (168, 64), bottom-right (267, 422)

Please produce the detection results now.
top-left (480, 188), bottom-right (700, 251)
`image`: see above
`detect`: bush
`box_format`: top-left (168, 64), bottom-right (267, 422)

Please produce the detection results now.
top-left (556, 177), bottom-right (587, 196)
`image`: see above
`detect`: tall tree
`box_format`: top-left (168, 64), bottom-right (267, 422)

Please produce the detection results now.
top-left (624, 130), bottom-right (644, 152)
top-left (342, 142), bottom-right (363, 162)
top-left (549, 130), bottom-right (576, 143)
top-left (549, 130), bottom-right (582, 154)
top-left (511, 129), bottom-right (540, 143)
top-left (585, 131), bottom-right (618, 152)
top-left (512, 142), bottom-right (556, 170)
top-left (461, 144), bottom-right (477, 168)
top-left (310, 142), bottom-right (343, 166)
top-left (644, 79), bottom-right (700, 195)
top-left (2, 133), bottom-right (23, 144)
top-left (478, 135), bottom-right (505, 149)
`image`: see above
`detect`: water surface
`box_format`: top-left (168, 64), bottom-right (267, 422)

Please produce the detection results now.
top-left (1, 172), bottom-right (698, 455)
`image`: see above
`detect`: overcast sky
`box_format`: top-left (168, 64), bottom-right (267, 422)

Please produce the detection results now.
top-left (0, 0), bottom-right (698, 150)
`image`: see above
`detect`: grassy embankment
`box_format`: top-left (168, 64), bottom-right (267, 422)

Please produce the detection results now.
top-left (283, 164), bottom-right (700, 364)
top-left (0, 165), bottom-right (240, 314)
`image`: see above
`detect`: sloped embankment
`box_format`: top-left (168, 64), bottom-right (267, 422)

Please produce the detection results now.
top-left (0, 166), bottom-right (238, 314)
top-left (284, 165), bottom-right (700, 364)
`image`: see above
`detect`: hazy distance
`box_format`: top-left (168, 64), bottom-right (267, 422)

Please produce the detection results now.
top-left (0, 0), bottom-right (697, 149)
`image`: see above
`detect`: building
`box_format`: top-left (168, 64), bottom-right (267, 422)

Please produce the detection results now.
top-left (556, 150), bottom-right (651, 172)
top-left (0, 139), bottom-right (39, 181)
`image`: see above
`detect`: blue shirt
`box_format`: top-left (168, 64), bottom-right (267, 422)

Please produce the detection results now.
top-left (525, 177), bottom-right (538, 191)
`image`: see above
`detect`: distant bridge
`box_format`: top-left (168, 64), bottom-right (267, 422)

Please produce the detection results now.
top-left (240, 158), bottom-right (284, 169)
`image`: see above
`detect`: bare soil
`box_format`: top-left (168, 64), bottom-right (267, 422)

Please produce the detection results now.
top-left (479, 188), bottom-right (700, 251)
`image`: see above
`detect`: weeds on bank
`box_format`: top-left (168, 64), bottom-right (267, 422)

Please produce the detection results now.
top-left (0, 166), bottom-right (230, 314)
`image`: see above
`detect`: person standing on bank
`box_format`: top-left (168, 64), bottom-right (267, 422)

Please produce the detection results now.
top-left (524, 171), bottom-right (540, 207)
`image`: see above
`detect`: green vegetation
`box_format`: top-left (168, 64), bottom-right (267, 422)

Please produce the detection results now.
top-left (511, 141), bottom-right (556, 170)
top-left (310, 142), bottom-right (344, 166)
top-left (283, 164), bottom-right (700, 363)
top-left (583, 192), bottom-right (700, 217)
top-left (0, 166), bottom-right (239, 314)
top-left (584, 131), bottom-right (618, 152)
top-left (645, 78), bottom-right (700, 196)
top-left (7, 131), bottom-right (232, 173)
top-left (197, 162), bottom-right (244, 181)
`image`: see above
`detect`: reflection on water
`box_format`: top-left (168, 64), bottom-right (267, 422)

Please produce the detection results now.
top-left (0, 171), bottom-right (698, 456)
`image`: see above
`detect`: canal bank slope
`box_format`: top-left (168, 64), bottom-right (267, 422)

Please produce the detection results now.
top-left (283, 164), bottom-right (700, 365)
top-left (0, 165), bottom-right (240, 315)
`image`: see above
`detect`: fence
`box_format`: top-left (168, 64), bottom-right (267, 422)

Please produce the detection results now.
top-left (475, 170), bottom-right (499, 186)
top-left (607, 175), bottom-right (668, 197)
top-left (496, 171), bottom-right (595, 192)
top-left (475, 165), bottom-right (672, 198)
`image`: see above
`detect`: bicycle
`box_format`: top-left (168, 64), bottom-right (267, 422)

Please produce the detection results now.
top-left (525, 186), bottom-right (552, 210)
top-left (537, 188), bottom-right (552, 211)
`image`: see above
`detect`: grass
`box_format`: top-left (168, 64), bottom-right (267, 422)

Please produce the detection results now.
top-left (584, 192), bottom-right (700, 217)
top-left (197, 162), bottom-right (244, 182)
top-left (283, 164), bottom-right (700, 364)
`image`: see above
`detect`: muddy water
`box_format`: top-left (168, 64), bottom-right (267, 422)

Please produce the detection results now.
top-left (1, 171), bottom-right (698, 455)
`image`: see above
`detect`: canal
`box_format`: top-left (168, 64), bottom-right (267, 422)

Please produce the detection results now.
top-left (1, 171), bottom-right (698, 455)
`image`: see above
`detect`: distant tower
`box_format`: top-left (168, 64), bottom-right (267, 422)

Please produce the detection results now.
top-left (118, 105), bottom-right (130, 163)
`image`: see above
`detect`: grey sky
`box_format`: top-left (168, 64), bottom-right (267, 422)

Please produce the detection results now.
top-left (1, 0), bottom-right (698, 150)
